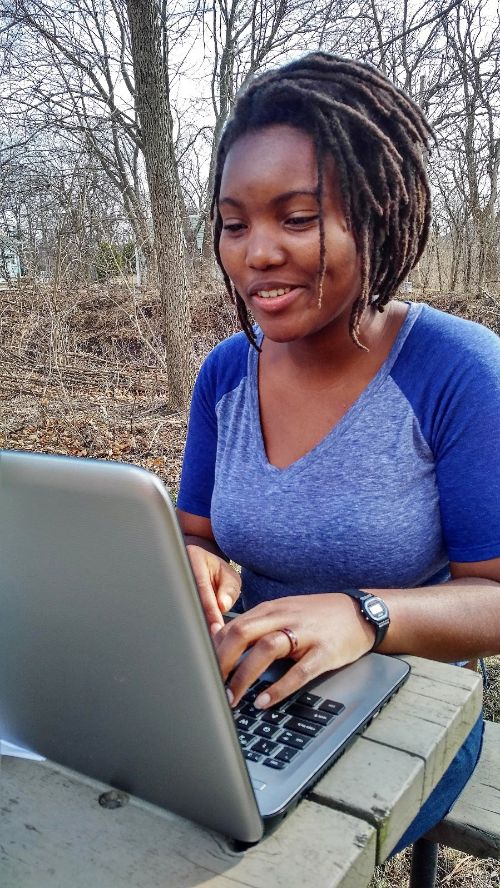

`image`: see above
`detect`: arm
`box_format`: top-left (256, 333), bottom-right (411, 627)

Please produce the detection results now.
top-left (378, 559), bottom-right (500, 661)
top-left (176, 345), bottom-right (242, 631)
top-left (215, 559), bottom-right (500, 709)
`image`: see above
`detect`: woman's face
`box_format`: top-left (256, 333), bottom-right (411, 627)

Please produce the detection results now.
top-left (218, 124), bottom-right (361, 345)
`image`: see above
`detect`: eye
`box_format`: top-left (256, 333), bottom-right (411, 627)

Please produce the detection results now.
top-left (286, 215), bottom-right (319, 227)
top-left (222, 222), bottom-right (246, 233)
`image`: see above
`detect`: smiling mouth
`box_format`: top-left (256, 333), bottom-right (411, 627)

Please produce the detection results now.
top-left (255, 287), bottom-right (293, 299)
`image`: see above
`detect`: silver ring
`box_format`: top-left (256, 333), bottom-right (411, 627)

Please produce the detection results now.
top-left (278, 627), bottom-right (299, 656)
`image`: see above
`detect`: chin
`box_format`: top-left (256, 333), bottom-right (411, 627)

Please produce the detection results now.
top-left (257, 324), bottom-right (303, 343)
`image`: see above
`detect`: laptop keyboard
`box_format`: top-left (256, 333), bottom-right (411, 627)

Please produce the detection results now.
top-left (232, 680), bottom-right (345, 771)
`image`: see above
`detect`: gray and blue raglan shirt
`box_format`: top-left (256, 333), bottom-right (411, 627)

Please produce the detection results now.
top-left (179, 302), bottom-right (500, 609)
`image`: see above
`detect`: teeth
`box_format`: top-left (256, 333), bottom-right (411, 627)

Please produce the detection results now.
top-left (257, 287), bottom-right (292, 299)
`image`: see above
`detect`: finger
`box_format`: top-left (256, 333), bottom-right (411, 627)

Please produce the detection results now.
top-left (215, 566), bottom-right (241, 614)
top-left (254, 649), bottom-right (324, 709)
top-left (186, 548), bottom-right (225, 634)
top-left (226, 630), bottom-right (292, 707)
top-left (214, 612), bottom-right (271, 678)
top-left (195, 576), bottom-right (225, 635)
top-left (214, 603), bottom-right (287, 671)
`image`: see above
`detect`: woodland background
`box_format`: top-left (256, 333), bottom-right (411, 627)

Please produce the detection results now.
top-left (0, 2), bottom-right (499, 885)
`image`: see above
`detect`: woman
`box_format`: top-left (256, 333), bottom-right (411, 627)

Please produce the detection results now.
top-left (176, 53), bottom-right (500, 850)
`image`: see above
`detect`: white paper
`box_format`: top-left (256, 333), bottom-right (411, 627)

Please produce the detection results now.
top-left (0, 739), bottom-right (45, 761)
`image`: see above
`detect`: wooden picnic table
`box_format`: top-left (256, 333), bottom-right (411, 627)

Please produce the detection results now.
top-left (0, 656), bottom-right (482, 888)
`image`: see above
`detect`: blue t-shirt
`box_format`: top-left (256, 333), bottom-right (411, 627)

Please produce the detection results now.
top-left (178, 302), bottom-right (500, 610)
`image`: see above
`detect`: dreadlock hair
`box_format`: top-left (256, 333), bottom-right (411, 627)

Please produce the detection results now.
top-left (211, 53), bottom-right (433, 349)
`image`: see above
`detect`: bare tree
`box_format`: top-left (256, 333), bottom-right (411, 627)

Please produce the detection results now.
top-left (1, 1), bottom-right (153, 264)
top-left (1, 0), bottom-right (200, 273)
top-left (126, 0), bottom-right (194, 407)
top-left (440, 0), bottom-right (500, 293)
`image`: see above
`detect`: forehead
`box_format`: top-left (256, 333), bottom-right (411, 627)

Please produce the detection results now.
top-left (220, 125), bottom-right (319, 201)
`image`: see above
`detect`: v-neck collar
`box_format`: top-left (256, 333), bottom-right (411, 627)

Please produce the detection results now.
top-left (248, 302), bottom-right (423, 476)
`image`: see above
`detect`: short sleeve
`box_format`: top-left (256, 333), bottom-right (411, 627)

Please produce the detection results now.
top-left (433, 341), bottom-right (500, 562)
top-left (177, 332), bottom-right (250, 518)
top-left (177, 355), bottom-right (218, 518)
top-left (392, 306), bottom-right (500, 563)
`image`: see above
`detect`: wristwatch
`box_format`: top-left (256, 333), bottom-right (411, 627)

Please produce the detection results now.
top-left (342, 588), bottom-right (390, 650)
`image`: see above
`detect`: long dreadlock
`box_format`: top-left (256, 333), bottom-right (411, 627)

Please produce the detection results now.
top-left (211, 53), bottom-right (433, 349)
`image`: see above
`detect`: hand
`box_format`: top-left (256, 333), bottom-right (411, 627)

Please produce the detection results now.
top-left (213, 593), bottom-right (376, 708)
top-left (186, 544), bottom-right (241, 636)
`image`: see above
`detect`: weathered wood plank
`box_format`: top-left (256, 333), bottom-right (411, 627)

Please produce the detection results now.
top-left (361, 657), bottom-right (483, 799)
top-left (0, 757), bottom-right (376, 888)
top-left (309, 736), bottom-right (424, 862)
top-left (425, 720), bottom-right (500, 859)
top-left (307, 658), bottom-right (482, 862)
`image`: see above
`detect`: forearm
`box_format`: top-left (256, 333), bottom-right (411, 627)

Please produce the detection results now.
top-left (374, 578), bottom-right (500, 661)
top-left (183, 534), bottom-right (229, 562)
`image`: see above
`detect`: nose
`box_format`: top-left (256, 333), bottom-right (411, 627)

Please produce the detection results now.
top-left (245, 226), bottom-right (286, 269)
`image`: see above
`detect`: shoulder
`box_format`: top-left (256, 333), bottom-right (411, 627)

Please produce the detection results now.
top-left (403, 301), bottom-right (498, 363)
top-left (394, 306), bottom-right (500, 562)
top-left (195, 331), bottom-right (252, 408)
top-left (390, 302), bottom-right (499, 452)
top-left (392, 302), bottom-right (499, 398)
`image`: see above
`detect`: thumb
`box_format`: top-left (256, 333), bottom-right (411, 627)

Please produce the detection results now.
top-left (216, 573), bottom-right (241, 614)
top-left (193, 571), bottom-right (225, 635)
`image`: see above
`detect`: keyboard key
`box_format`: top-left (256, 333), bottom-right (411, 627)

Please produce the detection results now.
top-left (262, 710), bottom-right (288, 725)
top-left (237, 731), bottom-right (254, 748)
top-left (246, 681), bottom-right (271, 703)
top-left (286, 717), bottom-right (322, 738)
top-left (277, 729), bottom-right (311, 750)
top-left (276, 745), bottom-right (299, 763)
top-left (241, 703), bottom-right (261, 718)
top-left (296, 692), bottom-right (321, 707)
top-left (235, 715), bottom-right (257, 731)
top-left (319, 699), bottom-right (345, 715)
top-left (255, 722), bottom-right (279, 739)
top-left (287, 704), bottom-right (334, 726)
top-left (263, 757), bottom-right (286, 770)
top-left (244, 750), bottom-right (263, 762)
top-left (252, 738), bottom-right (278, 756)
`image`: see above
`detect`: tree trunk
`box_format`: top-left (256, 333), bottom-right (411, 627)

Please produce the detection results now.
top-left (126, 0), bottom-right (194, 409)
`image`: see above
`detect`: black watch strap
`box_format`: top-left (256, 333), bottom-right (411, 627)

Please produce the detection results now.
top-left (342, 588), bottom-right (390, 651)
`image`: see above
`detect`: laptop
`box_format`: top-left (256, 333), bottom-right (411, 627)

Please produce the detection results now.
top-left (0, 449), bottom-right (409, 843)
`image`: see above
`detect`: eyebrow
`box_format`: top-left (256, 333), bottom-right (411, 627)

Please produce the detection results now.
top-left (219, 189), bottom-right (319, 208)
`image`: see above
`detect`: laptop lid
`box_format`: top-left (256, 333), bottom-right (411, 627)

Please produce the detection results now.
top-left (0, 450), bottom-right (409, 843)
top-left (0, 450), bottom-right (264, 842)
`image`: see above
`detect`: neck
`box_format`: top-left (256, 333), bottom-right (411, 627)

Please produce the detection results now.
top-left (263, 303), bottom-right (396, 378)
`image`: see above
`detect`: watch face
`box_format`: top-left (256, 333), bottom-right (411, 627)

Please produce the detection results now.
top-left (365, 597), bottom-right (389, 623)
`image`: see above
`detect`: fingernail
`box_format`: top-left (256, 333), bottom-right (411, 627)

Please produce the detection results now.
top-left (220, 594), bottom-right (232, 612)
top-left (210, 622), bottom-right (223, 636)
top-left (226, 687), bottom-right (234, 705)
top-left (255, 692), bottom-right (271, 709)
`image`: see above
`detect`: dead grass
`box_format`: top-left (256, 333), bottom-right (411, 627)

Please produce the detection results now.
top-left (0, 281), bottom-right (188, 490)
top-left (420, 289), bottom-right (500, 335)
top-left (484, 656), bottom-right (500, 723)
top-left (0, 274), bottom-right (241, 492)
top-left (0, 279), bottom-right (499, 886)
top-left (372, 844), bottom-right (500, 887)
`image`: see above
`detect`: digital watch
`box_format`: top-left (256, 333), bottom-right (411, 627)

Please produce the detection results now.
top-left (342, 588), bottom-right (390, 651)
